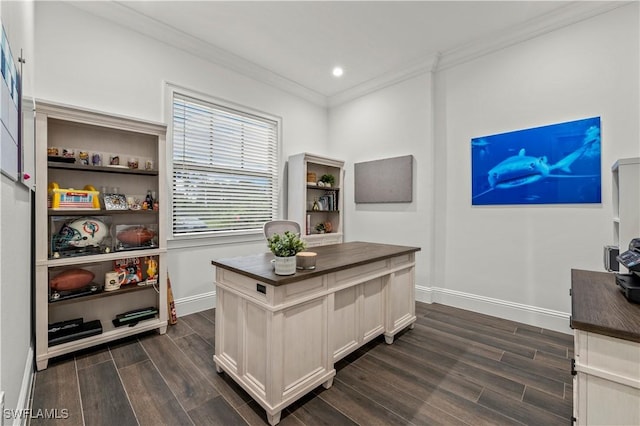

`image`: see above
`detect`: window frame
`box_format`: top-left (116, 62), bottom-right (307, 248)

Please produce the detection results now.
top-left (165, 83), bottom-right (283, 246)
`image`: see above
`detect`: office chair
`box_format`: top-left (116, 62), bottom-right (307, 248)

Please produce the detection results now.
top-left (263, 220), bottom-right (301, 239)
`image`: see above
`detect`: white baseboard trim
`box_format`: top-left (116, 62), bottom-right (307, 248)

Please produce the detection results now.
top-left (175, 287), bottom-right (571, 334)
top-left (174, 291), bottom-right (216, 317)
top-left (415, 285), bottom-right (433, 304)
top-left (13, 345), bottom-right (34, 426)
top-left (416, 286), bottom-right (571, 334)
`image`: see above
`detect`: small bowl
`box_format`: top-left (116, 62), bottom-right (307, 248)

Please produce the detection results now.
top-left (296, 251), bottom-right (317, 270)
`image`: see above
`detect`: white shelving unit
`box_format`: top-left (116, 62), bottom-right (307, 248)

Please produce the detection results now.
top-left (288, 153), bottom-right (345, 247)
top-left (611, 157), bottom-right (640, 270)
top-left (34, 100), bottom-right (168, 370)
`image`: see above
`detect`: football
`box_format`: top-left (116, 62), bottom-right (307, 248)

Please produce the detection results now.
top-left (49, 268), bottom-right (95, 291)
top-left (117, 226), bottom-right (156, 246)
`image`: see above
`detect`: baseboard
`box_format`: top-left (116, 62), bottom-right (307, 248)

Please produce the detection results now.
top-left (13, 345), bottom-right (34, 426)
top-left (174, 291), bottom-right (216, 317)
top-left (415, 285), bottom-right (433, 304)
top-left (175, 287), bottom-right (571, 334)
top-left (415, 286), bottom-right (571, 334)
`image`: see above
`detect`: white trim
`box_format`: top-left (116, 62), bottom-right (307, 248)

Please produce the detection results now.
top-left (68, 1), bottom-right (326, 107)
top-left (174, 291), bottom-right (216, 317)
top-left (429, 287), bottom-right (571, 334)
top-left (163, 82), bottom-right (284, 241)
top-left (13, 345), bottom-right (34, 426)
top-left (69, 1), bottom-right (627, 108)
top-left (327, 55), bottom-right (439, 107)
top-left (178, 286), bottom-right (571, 334)
top-left (415, 285), bottom-right (433, 304)
top-left (436, 1), bottom-right (631, 71)
top-left (575, 363), bottom-right (640, 390)
top-left (168, 233), bottom-right (264, 250)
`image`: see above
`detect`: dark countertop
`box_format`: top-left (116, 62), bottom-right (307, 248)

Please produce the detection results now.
top-left (571, 269), bottom-right (640, 343)
top-left (211, 241), bottom-right (421, 286)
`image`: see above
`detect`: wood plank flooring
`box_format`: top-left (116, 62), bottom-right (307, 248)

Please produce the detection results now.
top-left (29, 302), bottom-right (573, 425)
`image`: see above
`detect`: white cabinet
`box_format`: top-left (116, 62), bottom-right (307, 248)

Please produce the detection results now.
top-left (611, 158), bottom-right (640, 267)
top-left (34, 100), bottom-right (168, 370)
top-left (288, 153), bottom-right (344, 246)
top-left (573, 330), bottom-right (640, 425)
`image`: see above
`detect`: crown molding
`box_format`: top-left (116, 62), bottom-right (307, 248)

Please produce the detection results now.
top-left (436, 1), bottom-right (633, 71)
top-left (328, 1), bottom-right (631, 105)
top-left (327, 54), bottom-right (441, 108)
top-left (65, 1), bottom-right (631, 109)
top-left (66, 1), bottom-right (328, 107)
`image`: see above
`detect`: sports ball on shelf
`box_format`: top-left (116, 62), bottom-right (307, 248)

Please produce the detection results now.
top-left (49, 268), bottom-right (95, 291)
top-left (116, 226), bottom-right (156, 246)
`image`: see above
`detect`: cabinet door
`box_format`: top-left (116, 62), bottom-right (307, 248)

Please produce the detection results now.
top-left (331, 287), bottom-right (359, 361)
top-left (361, 277), bottom-right (384, 343)
top-left (386, 267), bottom-right (415, 334)
top-left (215, 288), bottom-right (242, 375)
top-left (583, 374), bottom-right (640, 425)
top-left (281, 297), bottom-right (328, 395)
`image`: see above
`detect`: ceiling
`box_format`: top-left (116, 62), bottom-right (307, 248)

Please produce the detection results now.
top-left (69, 1), bottom-right (623, 106)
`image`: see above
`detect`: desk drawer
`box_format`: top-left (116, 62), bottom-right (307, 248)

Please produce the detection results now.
top-left (334, 260), bottom-right (387, 285)
top-left (275, 276), bottom-right (325, 305)
top-left (575, 330), bottom-right (640, 383)
top-left (217, 269), bottom-right (270, 303)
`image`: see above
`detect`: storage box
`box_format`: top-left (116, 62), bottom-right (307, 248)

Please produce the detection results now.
top-left (48, 183), bottom-right (100, 210)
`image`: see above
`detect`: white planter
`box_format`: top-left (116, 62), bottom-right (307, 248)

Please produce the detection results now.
top-left (274, 255), bottom-right (297, 275)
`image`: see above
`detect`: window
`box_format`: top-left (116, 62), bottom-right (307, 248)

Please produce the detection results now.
top-left (171, 92), bottom-right (279, 237)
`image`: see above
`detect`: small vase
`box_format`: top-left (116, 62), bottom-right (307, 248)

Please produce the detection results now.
top-left (274, 255), bottom-right (297, 275)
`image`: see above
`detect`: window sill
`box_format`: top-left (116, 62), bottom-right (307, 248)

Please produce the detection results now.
top-left (168, 231), bottom-right (265, 250)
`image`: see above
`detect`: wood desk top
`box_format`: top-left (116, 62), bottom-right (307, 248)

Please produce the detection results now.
top-left (571, 269), bottom-right (640, 343)
top-left (211, 241), bottom-right (421, 286)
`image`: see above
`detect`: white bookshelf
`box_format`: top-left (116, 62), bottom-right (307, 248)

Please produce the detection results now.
top-left (34, 100), bottom-right (168, 370)
top-left (288, 153), bottom-right (345, 247)
top-left (611, 157), bottom-right (640, 271)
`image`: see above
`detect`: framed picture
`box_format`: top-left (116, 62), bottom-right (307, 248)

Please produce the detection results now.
top-left (0, 22), bottom-right (21, 182)
top-left (471, 117), bottom-right (601, 205)
top-left (103, 194), bottom-right (128, 210)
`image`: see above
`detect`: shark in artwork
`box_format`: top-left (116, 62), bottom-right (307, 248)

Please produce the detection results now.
top-left (473, 135), bottom-right (598, 200)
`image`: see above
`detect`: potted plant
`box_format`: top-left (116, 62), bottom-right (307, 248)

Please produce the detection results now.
top-left (319, 174), bottom-right (335, 188)
top-left (267, 231), bottom-right (306, 275)
top-left (315, 223), bottom-right (326, 234)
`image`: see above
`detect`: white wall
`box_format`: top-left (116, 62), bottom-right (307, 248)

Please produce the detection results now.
top-left (34, 2), bottom-right (329, 313)
top-left (0, 0), bottom-right (35, 417)
top-left (328, 3), bottom-right (639, 333)
top-left (433, 3), bottom-right (639, 331)
top-left (328, 73), bottom-right (434, 292)
top-left (32, 1), bottom-right (639, 338)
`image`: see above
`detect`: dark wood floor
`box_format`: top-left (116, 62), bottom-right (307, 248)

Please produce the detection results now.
top-left (29, 302), bottom-right (574, 425)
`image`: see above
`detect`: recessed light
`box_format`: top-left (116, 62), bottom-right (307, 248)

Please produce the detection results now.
top-left (332, 67), bottom-right (344, 77)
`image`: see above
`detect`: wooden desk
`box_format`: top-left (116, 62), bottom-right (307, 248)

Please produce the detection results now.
top-left (570, 269), bottom-right (640, 425)
top-left (211, 242), bottom-right (420, 425)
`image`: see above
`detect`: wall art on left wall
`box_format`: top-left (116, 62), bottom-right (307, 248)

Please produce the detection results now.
top-left (471, 116), bottom-right (601, 206)
top-left (0, 21), bottom-right (21, 182)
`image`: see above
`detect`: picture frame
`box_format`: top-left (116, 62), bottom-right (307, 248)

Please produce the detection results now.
top-left (103, 193), bottom-right (128, 210)
top-left (0, 22), bottom-right (21, 182)
top-left (471, 117), bottom-right (601, 205)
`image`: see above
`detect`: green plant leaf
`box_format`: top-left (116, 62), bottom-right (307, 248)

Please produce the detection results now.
top-left (267, 230), bottom-right (306, 257)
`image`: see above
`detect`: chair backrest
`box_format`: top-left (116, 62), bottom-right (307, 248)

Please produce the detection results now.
top-left (263, 220), bottom-right (301, 239)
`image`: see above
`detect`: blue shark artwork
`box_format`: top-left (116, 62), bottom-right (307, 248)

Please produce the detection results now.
top-left (472, 117), bottom-right (601, 205)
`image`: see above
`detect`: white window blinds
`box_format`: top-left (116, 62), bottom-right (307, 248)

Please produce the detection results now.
top-left (172, 93), bottom-right (279, 236)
